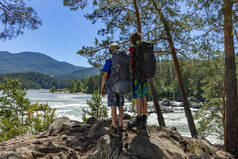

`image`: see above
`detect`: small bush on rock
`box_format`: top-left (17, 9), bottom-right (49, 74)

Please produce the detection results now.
top-left (82, 90), bottom-right (108, 122)
top-left (0, 78), bottom-right (56, 142)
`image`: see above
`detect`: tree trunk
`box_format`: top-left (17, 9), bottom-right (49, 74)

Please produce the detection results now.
top-left (149, 79), bottom-right (166, 127)
top-left (133, 0), bottom-right (142, 34)
top-left (133, 0), bottom-right (165, 127)
top-left (222, 76), bottom-right (227, 147)
top-left (152, 0), bottom-right (198, 137)
top-left (223, 0), bottom-right (238, 157)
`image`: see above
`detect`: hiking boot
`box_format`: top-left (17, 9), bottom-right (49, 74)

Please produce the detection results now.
top-left (141, 115), bottom-right (147, 127)
top-left (118, 126), bottom-right (124, 134)
top-left (127, 116), bottom-right (143, 129)
top-left (105, 126), bottom-right (120, 137)
top-left (105, 125), bottom-right (117, 133)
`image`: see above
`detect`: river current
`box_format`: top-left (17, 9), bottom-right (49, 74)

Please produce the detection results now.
top-left (26, 89), bottom-right (221, 144)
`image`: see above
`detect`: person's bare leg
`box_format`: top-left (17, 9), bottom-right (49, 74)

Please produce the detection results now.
top-left (118, 106), bottom-right (124, 127)
top-left (128, 98), bottom-right (143, 128)
top-left (142, 96), bottom-right (147, 115)
top-left (111, 106), bottom-right (117, 128)
top-left (136, 98), bottom-right (143, 116)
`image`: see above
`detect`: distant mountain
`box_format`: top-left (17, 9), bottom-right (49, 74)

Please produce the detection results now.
top-left (0, 51), bottom-right (85, 76)
top-left (56, 67), bottom-right (100, 80)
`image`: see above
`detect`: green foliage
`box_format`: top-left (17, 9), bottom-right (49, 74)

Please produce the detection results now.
top-left (49, 86), bottom-right (56, 93)
top-left (194, 102), bottom-right (224, 141)
top-left (68, 80), bottom-right (83, 93)
top-left (153, 52), bottom-right (226, 140)
top-left (0, 72), bottom-right (69, 89)
top-left (28, 103), bottom-right (56, 133)
top-left (82, 90), bottom-right (108, 122)
top-left (130, 98), bottom-right (136, 113)
top-left (0, 0), bottom-right (41, 40)
top-left (57, 68), bottom-right (100, 80)
top-left (0, 78), bottom-right (56, 142)
top-left (64, 0), bottom-right (198, 67)
top-left (68, 73), bottom-right (102, 94)
top-left (194, 52), bottom-right (225, 140)
top-left (153, 59), bottom-right (178, 100)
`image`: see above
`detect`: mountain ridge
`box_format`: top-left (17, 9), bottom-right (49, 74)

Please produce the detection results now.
top-left (56, 67), bottom-right (100, 80)
top-left (0, 51), bottom-right (99, 78)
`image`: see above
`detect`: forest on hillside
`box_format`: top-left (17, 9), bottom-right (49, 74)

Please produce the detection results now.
top-left (0, 72), bottom-right (69, 89)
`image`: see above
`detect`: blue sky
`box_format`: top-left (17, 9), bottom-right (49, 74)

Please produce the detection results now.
top-left (0, 0), bottom-right (102, 67)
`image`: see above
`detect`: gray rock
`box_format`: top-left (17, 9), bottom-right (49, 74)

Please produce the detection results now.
top-left (88, 118), bottom-right (110, 137)
top-left (148, 110), bottom-right (155, 114)
top-left (188, 154), bottom-right (210, 159)
top-left (0, 117), bottom-right (234, 159)
top-left (188, 96), bottom-right (200, 103)
top-left (0, 152), bottom-right (23, 159)
top-left (190, 102), bottom-right (202, 109)
top-left (179, 102), bottom-right (184, 107)
top-left (123, 113), bottom-right (131, 120)
top-left (87, 116), bottom-right (98, 125)
top-left (148, 106), bottom-right (174, 114)
top-left (48, 116), bottom-right (70, 136)
top-left (161, 100), bottom-right (171, 106)
top-left (129, 136), bottom-right (163, 159)
top-left (162, 106), bottom-right (174, 113)
top-left (171, 101), bottom-right (183, 107)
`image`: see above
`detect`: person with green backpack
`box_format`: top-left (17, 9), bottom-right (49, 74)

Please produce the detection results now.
top-left (127, 32), bottom-right (156, 129)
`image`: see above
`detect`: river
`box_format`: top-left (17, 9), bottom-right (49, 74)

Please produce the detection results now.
top-left (26, 89), bottom-right (221, 144)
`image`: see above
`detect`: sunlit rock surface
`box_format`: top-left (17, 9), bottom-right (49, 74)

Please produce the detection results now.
top-left (0, 116), bottom-right (233, 159)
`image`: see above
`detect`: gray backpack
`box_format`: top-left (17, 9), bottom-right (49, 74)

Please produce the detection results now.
top-left (134, 40), bottom-right (156, 79)
top-left (109, 50), bottom-right (132, 94)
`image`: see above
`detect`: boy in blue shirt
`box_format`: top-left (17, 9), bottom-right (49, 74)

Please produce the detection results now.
top-left (101, 43), bottom-right (124, 134)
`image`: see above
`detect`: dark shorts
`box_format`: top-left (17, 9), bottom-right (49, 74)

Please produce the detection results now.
top-left (132, 78), bottom-right (148, 98)
top-left (108, 92), bottom-right (124, 107)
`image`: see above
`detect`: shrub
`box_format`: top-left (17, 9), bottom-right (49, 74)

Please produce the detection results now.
top-left (82, 90), bottom-right (108, 122)
top-left (0, 78), bottom-right (56, 142)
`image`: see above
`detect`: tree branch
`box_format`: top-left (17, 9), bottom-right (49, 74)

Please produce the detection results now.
top-left (154, 50), bottom-right (172, 55)
top-left (203, 24), bottom-right (223, 37)
top-left (176, 49), bottom-right (192, 62)
top-left (146, 25), bottom-right (163, 35)
top-left (133, 0), bottom-right (142, 34)
top-left (121, 7), bottom-right (137, 15)
top-left (84, 25), bottom-right (165, 54)
top-left (233, 27), bottom-right (238, 43)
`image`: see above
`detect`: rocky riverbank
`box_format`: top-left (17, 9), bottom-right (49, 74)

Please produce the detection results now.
top-left (0, 116), bottom-right (233, 159)
top-left (124, 99), bottom-right (203, 114)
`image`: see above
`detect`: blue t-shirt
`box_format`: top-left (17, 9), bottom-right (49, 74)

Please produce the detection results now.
top-left (102, 59), bottom-right (112, 74)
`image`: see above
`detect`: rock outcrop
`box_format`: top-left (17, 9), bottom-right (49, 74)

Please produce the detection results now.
top-left (0, 117), bottom-right (233, 159)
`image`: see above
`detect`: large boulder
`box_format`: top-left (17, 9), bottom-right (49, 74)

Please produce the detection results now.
top-left (161, 100), bottom-right (171, 106)
top-left (0, 116), bottom-right (234, 159)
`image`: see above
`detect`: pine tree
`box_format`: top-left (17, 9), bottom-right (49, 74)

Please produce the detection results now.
top-left (188, 0), bottom-right (238, 155)
top-left (82, 90), bottom-right (108, 122)
top-left (151, 0), bottom-right (198, 137)
top-left (0, 0), bottom-right (41, 40)
top-left (194, 52), bottom-right (225, 140)
top-left (223, 0), bottom-right (238, 156)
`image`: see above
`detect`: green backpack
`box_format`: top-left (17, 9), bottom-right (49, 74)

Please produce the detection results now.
top-left (134, 40), bottom-right (156, 80)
